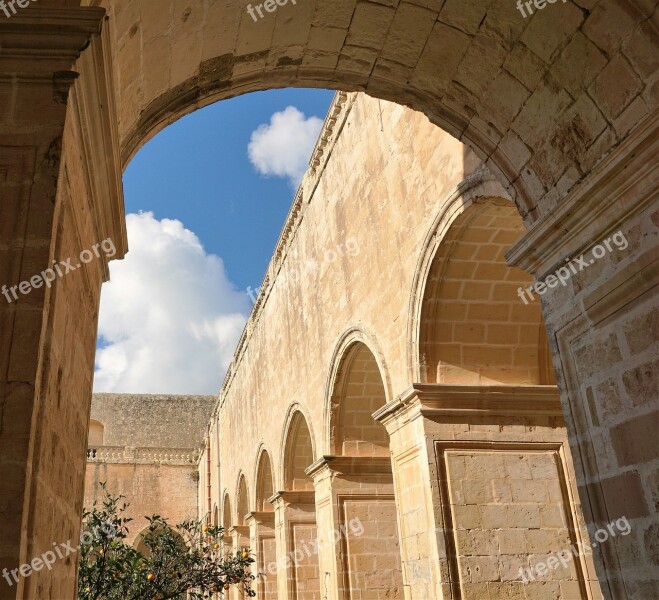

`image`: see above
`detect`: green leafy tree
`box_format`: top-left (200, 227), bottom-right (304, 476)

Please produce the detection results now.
top-left (78, 484), bottom-right (255, 599)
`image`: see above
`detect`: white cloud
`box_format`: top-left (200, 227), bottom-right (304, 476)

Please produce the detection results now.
top-left (248, 106), bottom-right (323, 187)
top-left (94, 212), bottom-right (250, 395)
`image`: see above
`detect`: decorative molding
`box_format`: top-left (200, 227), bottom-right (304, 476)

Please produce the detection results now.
top-left (373, 384), bottom-right (563, 426)
top-left (228, 525), bottom-right (250, 538)
top-left (506, 109), bottom-right (659, 279)
top-left (434, 440), bottom-right (590, 600)
top-left (245, 511), bottom-right (275, 526)
top-left (267, 490), bottom-right (316, 506)
top-left (0, 7), bottom-right (105, 81)
top-left (309, 91), bottom-right (350, 175)
top-left (582, 247), bottom-right (658, 325)
top-left (68, 18), bottom-right (127, 274)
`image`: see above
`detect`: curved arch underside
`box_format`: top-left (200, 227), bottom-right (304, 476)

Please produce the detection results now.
top-left (419, 198), bottom-right (556, 385)
top-left (94, 0), bottom-right (656, 223)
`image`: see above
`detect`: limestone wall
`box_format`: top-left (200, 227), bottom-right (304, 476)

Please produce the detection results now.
top-left (89, 393), bottom-right (215, 448)
top-left (85, 394), bottom-right (215, 545)
top-left (210, 92), bottom-right (487, 505)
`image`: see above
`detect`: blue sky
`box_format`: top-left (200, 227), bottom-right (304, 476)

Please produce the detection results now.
top-left (94, 88), bottom-right (334, 394)
top-left (122, 88), bottom-right (334, 291)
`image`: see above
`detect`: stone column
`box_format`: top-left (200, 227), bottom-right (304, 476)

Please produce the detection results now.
top-left (269, 491), bottom-right (319, 600)
top-left (375, 384), bottom-right (604, 600)
top-left (307, 456), bottom-right (403, 600)
top-left (506, 113), bottom-right (658, 599)
top-left (230, 525), bottom-right (250, 599)
top-left (245, 511), bottom-right (277, 599)
top-left (0, 9), bottom-right (126, 600)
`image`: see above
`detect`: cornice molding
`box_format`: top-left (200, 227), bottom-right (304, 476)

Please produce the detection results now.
top-left (373, 384), bottom-right (562, 425)
top-left (305, 455), bottom-right (392, 479)
top-left (267, 490), bottom-right (315, 506)
top-left (244, 511), bottom-right (275, 526)
top-left (309, 91), bottom-right (351, 175)
top-left (0, 7), bottom-right (105, 79)
top-left (506, 109), bottom-right (659, 278)
top-left (68, 17), bottom-right (127, 268)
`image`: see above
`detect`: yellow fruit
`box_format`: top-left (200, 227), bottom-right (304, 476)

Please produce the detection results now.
top-left (213, 543), bottom-right (220, 549)
top-left (241, 551), bottom-right (249, 559)
top-left (146, 572), bottom-right (155, 581)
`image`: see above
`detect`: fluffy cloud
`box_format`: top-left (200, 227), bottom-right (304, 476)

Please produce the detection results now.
top-left (248, 106), bottom-right (323, 187)
top-left (94, 212), bottom-right (249, 395)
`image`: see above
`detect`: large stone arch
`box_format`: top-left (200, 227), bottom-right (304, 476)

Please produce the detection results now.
top-left (1, 3), bottom-right (657, 598)
top-left (417, 196), bottom-right (555, 385)
top-left (99, 0), bottom-right (656, 225)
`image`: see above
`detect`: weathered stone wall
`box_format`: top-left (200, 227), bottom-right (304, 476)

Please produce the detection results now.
top-left (204, 92), bottom-right (596, 599)
top-left (90, 393), bottom-right (216, 448)
top-left (84, 394), bottom-right (215, 545)
top-left (0, 10), bottom-right (126, 600)
top-left (84, 461), bottom-right (202, 546)
top-left (211, 91), bottom-right (484, 502)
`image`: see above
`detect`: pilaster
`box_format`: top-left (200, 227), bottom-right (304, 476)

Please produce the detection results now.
top-left (0, 7), bottom-right (124, 600)
top-left (306, 456), bottom-right (401, 600)
top-left (268, 491), bottom-right (318, 600)
top-left (245, 511), bottom-right (276, 599)
top-left (506, 110), bottom-right (659, 599)
top-left (374, 383), bottom-right (603, 600)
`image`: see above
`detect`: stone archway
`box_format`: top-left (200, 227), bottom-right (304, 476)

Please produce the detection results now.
top-left (312, 338), bottom-right (405, 599)
top-left (222, 492), bottom-right (234, 552)
top-left (250, 449), bottom-right (277, 600)
top-left (275, 409), bottom-right (320, 599)
top-left (99, 0), bottom-right (656, 226)
top-left (418, 197), bottom-right (555, 385)
top-left (0, 2), bottom-right (656, 599)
